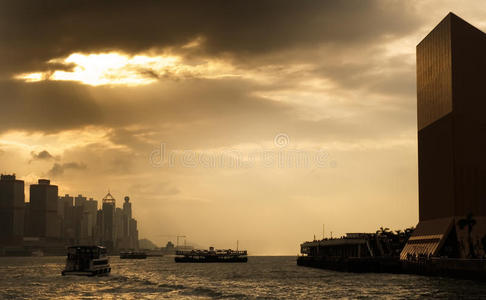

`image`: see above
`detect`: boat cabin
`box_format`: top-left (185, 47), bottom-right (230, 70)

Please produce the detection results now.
top-left (62, 245), bottom-right (110, 276)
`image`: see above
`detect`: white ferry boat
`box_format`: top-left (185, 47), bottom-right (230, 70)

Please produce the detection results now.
top-left (61, 245), bottom-right (111, 276)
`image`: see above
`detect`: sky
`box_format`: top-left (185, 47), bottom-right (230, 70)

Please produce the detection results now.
top-left (1, 0), bottom-right (486, 255)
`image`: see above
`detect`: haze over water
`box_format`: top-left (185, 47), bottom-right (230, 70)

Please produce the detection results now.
top-left (1, 256), bottom-right (485, 299)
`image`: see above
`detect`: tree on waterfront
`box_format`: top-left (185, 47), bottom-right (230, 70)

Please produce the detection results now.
top-left (376, 227), bottom-right (391, 236)
top-left (481, 234), bottom-right (486, 258)
top-left (458, 213), bottom-right (477, 258)
top-left (404, 227), bottom-right (414, 237)
top-left (374, 226), bottom-right (414, 257)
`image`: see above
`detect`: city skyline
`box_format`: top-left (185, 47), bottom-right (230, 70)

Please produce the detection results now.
top-left (0, 173), bottom-right (140, 254)
top-left (2, 173), bottom-right (139, 212)
top-left (3, 1), bottom-right (486, 255)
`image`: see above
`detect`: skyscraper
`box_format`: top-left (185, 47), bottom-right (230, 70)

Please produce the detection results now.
top-left (0, 174), bottom-right (24, 244)
top-left (74, 194), bottom-right (87, 208)
top-left (123, 196), bottom-right (132, 219)
top-left (30, 179), bottom-right (60, 239)
top-left (115, 207), bottom-right (124, 248)
top-left (121, 196), bottom-right (132, 249)
top-left (102, 192), bottom-right (116, 250)
top-left (59, 194), bottom-right (75, 240)
top-left (95, 209), bottom-right (104, 244)
top-left (83, 198), bottom-right (98, 240)
top-left (401, 13), bottom-right (486, 259)
top-left (129, 218), bottom-right (139, 250)
top-left (73, 194), bottom-right (87, 242)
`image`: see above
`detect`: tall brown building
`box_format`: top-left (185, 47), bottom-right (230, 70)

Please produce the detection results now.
top-left (102, 192), bottom-right (116, 250)
top-left (402, 13), bottom-right (486, 259)
top-left (29, 179), bottom-right (60, 239)
top-left (0, 175), bottom-right (24, 244)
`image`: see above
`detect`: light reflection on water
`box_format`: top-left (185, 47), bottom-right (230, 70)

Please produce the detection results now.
top-left (0, 256), bottom-right (484, 299)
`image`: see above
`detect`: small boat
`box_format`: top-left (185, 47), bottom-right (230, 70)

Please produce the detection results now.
top-left (120, 251), bottom-right (147, 259)
top-left (61, 245), bottom-right (111, 276)
top-left (175, 247), bottom-right (248, 263)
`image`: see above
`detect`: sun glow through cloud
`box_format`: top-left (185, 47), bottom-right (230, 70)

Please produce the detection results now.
top-left (14, 52), bottom-right (241, 86)
top-left (0, 127), bottom-right (120, 153)
top-left (16, 72), bottom-right (45, 82)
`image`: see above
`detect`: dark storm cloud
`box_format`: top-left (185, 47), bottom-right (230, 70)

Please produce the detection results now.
top-left (48, 161), bottom-right (87, 177)
top-left (0, 0), bottom-right (422, 76)
top-left (0, 80), bottom-right (102, 133)
top-left (30, 150), bottom-right (57, 162)
top-left (308, 50), bottom-right (416, 98)
top-left (99, 79), bottom-right (415, 152)
top-left (99, 78), bottom-right (298, 148)
top-left (0, 0), bottom-right (421, 147)
top-left (91, 77), bottom-right (291, 124)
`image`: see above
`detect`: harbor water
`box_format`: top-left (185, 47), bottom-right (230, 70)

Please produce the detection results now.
top-left (1, 256), bottom-right (485, 299)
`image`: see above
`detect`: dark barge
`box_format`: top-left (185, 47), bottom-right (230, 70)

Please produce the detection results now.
top-left (175, 247), bottom-right (247, 263)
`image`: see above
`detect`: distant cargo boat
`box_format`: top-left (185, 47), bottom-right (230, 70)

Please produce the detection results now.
top-left (62, 245), bottom-right (111, 276)
top-left (120, 251), bottom-right (147, 259)
top-left (175, 247), bottom-right (248, 263)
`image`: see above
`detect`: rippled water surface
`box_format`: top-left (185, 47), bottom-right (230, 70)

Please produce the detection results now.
top-left (1, 256), bottom-right (485, 299)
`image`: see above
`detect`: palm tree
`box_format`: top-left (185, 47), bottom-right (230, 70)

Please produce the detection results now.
top-left (481, 234), bottom-right (486, 258)
top-left (404, 227), bottom-right (415, 236)
top-left (458, 213), bottom-right (477, 258)
top-left (376, 227), bottom-right (391, 236)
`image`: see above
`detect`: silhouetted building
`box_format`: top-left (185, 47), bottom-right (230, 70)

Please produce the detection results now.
top-left (123, 197), bottom-right (132, 248)
top-left (74, 194), bottom-right (87, 208)
top-left (82, 198), bottom-right (98, 242)
top-left (29, 179), bottom-right (60, 239)
top-left (59, 194), bottom-right (75, 240)
top-left (102, 192), bottom-right (116, 250)
top-left (123, 196), bottom-right (132, 219)
top-left (129, 218), bottom-right (139, 250)
top-left (95, 209), bottom-right (104, 244)
top-left (0, 175), bottom-right (25, 244)
top-left (116, 196), bottom-right (133, 249)
top-left (402, 13), bottom-right (486, 259)
top-left (115, 207), bottom-right (123, 247)
top-left (23, 203), bottom-right (30, 237)
top-left (70, 194), bottom-right (86, 243)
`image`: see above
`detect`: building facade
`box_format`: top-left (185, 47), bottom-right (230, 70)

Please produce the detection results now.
top-left (82, 198), bottom-right (98, 241)
top-left (29, 179), bottom-right (60, 239)
top-left (0, 175), bottom-right (25, 244)
top-left (102, 192), bottom-right (116, 250)
top-left (59, 194), bottom-right (75, 240)
top-left (402, 13), bottom-right (486, 259)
